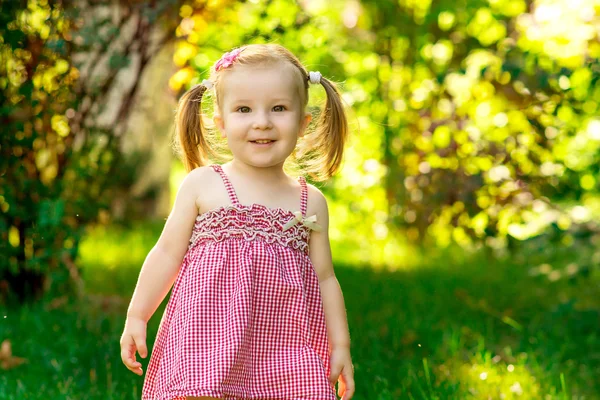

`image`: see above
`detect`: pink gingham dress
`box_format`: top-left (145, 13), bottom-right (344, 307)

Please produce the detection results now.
top-left (142, 164), bottom-right (336, 400)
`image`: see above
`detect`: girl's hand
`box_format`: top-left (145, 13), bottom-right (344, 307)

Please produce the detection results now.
top-left (120, 317), bottom-right (148, 376)
top-left (329, 345), bottom-right (355, 400)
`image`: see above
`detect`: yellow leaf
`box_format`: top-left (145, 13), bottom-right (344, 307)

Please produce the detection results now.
top-left (0, 340), bottom-right (27, 370)
top-left (433, 125), bottom-right (451, 148)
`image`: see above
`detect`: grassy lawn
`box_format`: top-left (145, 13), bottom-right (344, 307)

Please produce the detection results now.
top-left (0, 221), bottom-right (598, 399)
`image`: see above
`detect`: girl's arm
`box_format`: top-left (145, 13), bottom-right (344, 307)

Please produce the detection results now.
top-left (121, 168), bottom-right (205, 375)
top-left (308, 187), bottom-right (351, 348)
top-left (125, 167), bottom-right (206, 323)
top-left (308, 187), bottom-right (355, 399)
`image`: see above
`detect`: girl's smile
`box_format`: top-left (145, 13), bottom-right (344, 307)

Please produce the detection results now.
top-left (250, 140), bottom-right (275, 148)
top-left (250, 139), bottom-right (276, 147)
top-left (212, 64), bottom-right (312, 170)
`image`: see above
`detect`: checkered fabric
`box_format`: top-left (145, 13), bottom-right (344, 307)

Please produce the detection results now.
top-left (142, 164), bottom-right (336, 400)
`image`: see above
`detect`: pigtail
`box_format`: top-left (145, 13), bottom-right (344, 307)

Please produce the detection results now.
top-left (302, 77), bottom-right (349, 181)
top-left (174, 83), bottom-right (215, 173)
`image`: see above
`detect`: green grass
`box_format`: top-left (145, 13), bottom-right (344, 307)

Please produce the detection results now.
top-left (0, 222), bottom-right (599, 399)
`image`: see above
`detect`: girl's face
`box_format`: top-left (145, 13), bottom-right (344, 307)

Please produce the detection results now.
top-left (213, 64), bottom-right (312, 170)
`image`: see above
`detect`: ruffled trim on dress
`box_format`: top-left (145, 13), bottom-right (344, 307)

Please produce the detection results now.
top-left (189, 203), bottom-right (312, 254)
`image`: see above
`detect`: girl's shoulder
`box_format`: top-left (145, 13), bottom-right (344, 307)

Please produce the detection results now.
top-left (182, 165), bottom-right (220, 206)
top-left (188, 165), bottom-right (230, 214)
top-left (176, 165), bottom-right (211, 191)
top-left (187, 164), bottom-right (221, 186)
top-left (303, 181), bottom-right (328, 218)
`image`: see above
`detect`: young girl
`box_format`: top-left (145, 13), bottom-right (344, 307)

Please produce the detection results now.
top-left (120, 43), bottom-right (355, 400)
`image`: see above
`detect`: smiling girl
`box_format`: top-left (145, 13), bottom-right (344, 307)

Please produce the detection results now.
top-left (120, 44), bottom-right (355, 400)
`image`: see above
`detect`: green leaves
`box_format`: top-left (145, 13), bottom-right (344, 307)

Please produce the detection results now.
top-left (38, 199), bottom-right (65, 229)
top-left (168, 0), bottom-right (600, 257)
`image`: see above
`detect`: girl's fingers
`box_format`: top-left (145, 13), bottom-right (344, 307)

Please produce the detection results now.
top-left (120, 336), bottom-right (144, 374)
top-left (133, 334), bottom-right (148, 359)
top-left (120, 324), bottom-right (148, 375)
top-left (132, 366), bottom-right (143, 376)
top-left (120, 337), bottom-right (135, 364)
top-left (338, 365), bottom-right (354, 400)
top-left (329, 367), bottom-right (341, 386)
top-left (124, 351), bottom-right (143, 374)
top-left (337, 378), bottom-right (346, 398)
top-left (342, 387), bottom-right (355, 400)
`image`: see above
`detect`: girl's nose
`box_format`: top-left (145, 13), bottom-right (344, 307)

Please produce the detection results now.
top-left (252, 111), bottom-right (272, 129)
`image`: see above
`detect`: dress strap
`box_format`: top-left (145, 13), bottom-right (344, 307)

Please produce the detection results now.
top-left (210, 164), bottom-right (241, 207)
top-left (298, 176), bottom-right (308, 217)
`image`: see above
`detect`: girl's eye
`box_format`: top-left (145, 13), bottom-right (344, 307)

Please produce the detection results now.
top-left (236, 105), bottom-right (285, 113)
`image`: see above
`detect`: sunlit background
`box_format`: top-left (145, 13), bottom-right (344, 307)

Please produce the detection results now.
top-left (1, 0), bottom-right (600, 398)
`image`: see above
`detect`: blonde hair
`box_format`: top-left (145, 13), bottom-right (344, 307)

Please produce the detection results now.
top-left (174, 43), bottom-right (348, 181)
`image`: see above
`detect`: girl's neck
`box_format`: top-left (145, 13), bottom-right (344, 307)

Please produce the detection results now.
top-left (226, 160), bottom-right (289, 186)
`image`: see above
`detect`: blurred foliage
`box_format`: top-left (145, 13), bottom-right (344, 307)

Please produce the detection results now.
top-left (0, 0), bottom-right (205, 303)
top-left (1, 0), bottom-right (82, 303)
top-left (173, 0), bottom-right (600, 266)
top-left (3, 0), bottom-right (600, 300)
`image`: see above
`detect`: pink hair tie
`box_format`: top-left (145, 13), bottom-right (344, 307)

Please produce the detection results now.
top-left (215, 47), bottom-right (246, 71)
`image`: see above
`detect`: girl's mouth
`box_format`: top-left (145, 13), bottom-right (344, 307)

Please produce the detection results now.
top-left (250, 140), bottom-right (276, 147)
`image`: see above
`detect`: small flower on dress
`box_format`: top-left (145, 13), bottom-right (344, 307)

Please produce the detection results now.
top-left (282, 211), bottom-right (323, 232)
top-left (215, 47), bottom-right (246, 71)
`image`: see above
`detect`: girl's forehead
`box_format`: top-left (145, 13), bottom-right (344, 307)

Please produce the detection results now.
top-left (221, 65), bottom-right (302, 102)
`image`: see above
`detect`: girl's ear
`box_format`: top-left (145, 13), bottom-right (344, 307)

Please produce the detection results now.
top-left (213, 115), bottom-right (226, 138)
top-left (298, 112), bottom-right (312, 138)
